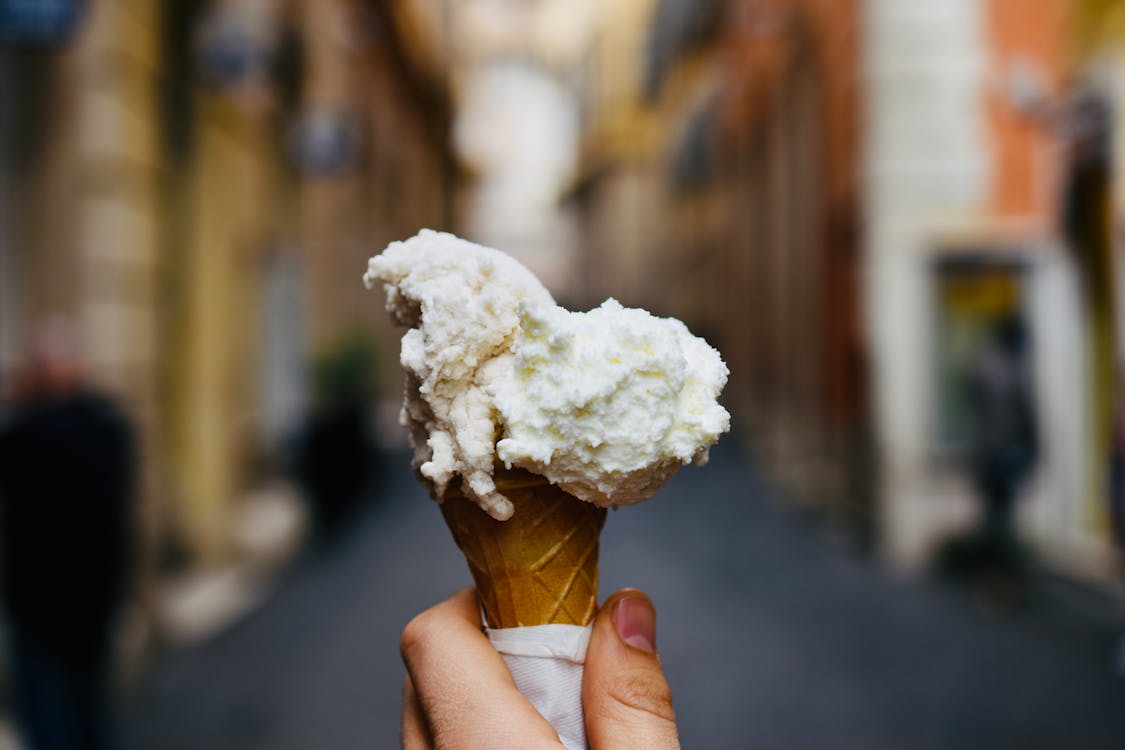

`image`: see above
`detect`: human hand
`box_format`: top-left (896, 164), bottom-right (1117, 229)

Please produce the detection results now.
top-left (400, 587), bottom-right (681, 750)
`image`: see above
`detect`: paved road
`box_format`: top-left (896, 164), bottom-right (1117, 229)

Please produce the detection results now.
top-left (125, 443), bottom-right (1125, 749)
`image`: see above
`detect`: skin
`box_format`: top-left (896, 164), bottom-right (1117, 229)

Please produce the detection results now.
top-left (400, 588), bottom-right (681, 750)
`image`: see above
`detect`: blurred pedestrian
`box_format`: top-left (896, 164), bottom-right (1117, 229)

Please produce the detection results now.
top-left (964, 314), bottom-right (1039, 571)
top-left (0, 319), bottom-right (135, 750)
top-left (294, 337), bottom-right (379, 541)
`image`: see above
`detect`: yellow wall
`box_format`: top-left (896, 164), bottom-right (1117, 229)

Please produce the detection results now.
top-left (169, 95), bottom-right (275, 564)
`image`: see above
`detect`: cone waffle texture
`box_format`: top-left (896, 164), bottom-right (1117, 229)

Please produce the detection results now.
top-left (441, 469), bottom-right (607, 628)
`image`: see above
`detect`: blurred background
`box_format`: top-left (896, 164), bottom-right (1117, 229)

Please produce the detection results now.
top-left (2, 0), bottom-right (1125, 747)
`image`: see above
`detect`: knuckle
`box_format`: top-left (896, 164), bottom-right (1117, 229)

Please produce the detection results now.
top-left (605, 666), bottom-right (677, 724)
top-left (399, 609), bottom-right (436, 664)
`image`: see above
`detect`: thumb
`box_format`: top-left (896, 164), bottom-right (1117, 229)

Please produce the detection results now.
top-left (582, 589), bottom-right (680, 750)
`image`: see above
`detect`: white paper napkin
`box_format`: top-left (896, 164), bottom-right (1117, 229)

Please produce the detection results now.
top-left (486, 623), bottom-right (592, 750)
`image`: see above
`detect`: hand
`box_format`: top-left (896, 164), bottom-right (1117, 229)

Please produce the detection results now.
top-left (400, 587), bottom-right (681, 749)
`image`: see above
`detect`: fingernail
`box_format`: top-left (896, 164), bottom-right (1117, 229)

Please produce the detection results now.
top-left (613, 595), bottom-right (656, 654)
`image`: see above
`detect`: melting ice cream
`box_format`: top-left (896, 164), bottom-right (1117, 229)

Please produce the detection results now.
top-left (364, 229), bottom-right (730, 520)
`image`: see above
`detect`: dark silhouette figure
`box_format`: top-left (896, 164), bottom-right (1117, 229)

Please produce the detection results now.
top-left (294, 338), bottom-right (379, 540)
top-left (0, 324), bottom-right (135, 750)
top-left (965, 315), bottom-right (1038, 551)
top-left (296, 404), bottom-right (376, 536)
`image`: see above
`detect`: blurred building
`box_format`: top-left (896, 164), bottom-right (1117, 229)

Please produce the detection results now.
top-left (297, 0), bottom-right (455, 347)
top-left (567, 0), bottom-right (662, 313)
top-left (569, 0), bottom-right (870, 540)
top-left (863, 0), bottom-right (1110, 575)
top-left (570, 0), bottom-right (1125, 583)
top-left (1068, 0), bottom-right (1125, 572)
top-left (0, 0), bottom-right (454, 642)
top-left (167, 0), bottom-right (454, 569)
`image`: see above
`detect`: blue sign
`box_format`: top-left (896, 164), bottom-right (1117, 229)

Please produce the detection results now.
top-left (0, 0), bottom-right (84, 45)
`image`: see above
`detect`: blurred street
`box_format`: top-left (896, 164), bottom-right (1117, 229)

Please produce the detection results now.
top-left (124, 442), bottom-right (1125, 750)
top-left (7, 1), bottom-right (1125, 746)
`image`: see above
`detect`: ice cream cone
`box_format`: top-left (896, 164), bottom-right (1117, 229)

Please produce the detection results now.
top-left (440, 469), bottom-right (607, 628)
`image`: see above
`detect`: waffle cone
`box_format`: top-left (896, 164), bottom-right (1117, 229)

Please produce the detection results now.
top-left (440, 469), bottom-right (607, 628)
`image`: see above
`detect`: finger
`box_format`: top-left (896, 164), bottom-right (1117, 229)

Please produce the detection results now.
top-left (400, 588), bottom-right (563, 749)
top-left (402, 674), bottom-right (433, 750)
top-left (583, 589), bottom-right (680, 750)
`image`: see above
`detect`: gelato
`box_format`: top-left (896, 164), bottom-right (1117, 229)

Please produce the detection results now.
top-left (364, 229), bottom-right (730, 521)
